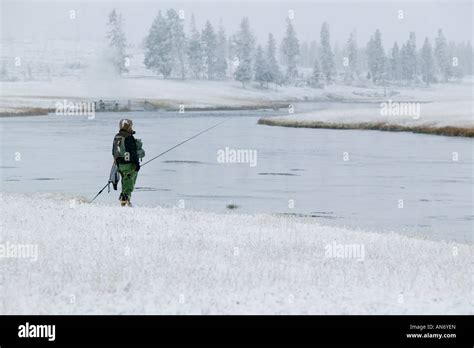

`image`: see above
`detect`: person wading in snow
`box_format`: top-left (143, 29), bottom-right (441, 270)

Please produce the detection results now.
top-left (112, 119), bottom-right (145, 206)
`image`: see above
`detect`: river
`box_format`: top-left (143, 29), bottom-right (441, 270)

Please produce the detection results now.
top-left (1, 105), bottom-right (472, 243)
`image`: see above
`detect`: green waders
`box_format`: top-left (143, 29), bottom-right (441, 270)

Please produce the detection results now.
top-left (118, 163), bottom-right (138, 200)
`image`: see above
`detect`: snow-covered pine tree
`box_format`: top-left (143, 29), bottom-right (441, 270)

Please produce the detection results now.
top-left (266, 33), bottom-right (281, 89)
top-left (434, 29), bottom-right (451, 82)
top-left (402, 32), bottom-right (417, 83)
top-left (319, 22), bottom-right (335, 83)
top-left (144, 11), bottom-right (173, 78)
top-left (228, 36), bottom-right (235, 78)
top-left (254, 45), bottom-right (268, 88)
top-left (300, 42), bottom-right (309, 67)
top-left (234, 17), bottom-right (255, 88)
top-left (343, 31), bottom-right (358, 84)
top-left (215, 21), bottom-right (228, 80)
top-left (106, 9), bottom-right (128, 75)
top-left (333, 43), bottom-right (342, 79)
top-left (167, 9), bottom-right (187, 79)
top-left (280, 18), bottom-right (300, 81)
top-left (310, 56), bottom-right (323, 88)
top-left (366, 29), bottom-right (385, 83)
top-left (309, 41), bottom-right (318, 68)
top-left (201, 21), bottom-right (217, 80)
top-left (420, 37), bottom-right (434, 86)
top-left (400, 42), bottom-right (409, 82)
top-left (457, 41), bottom-right (471, 76)
top-left (187, 14), bottom-right (204, 79)
top-left (388, 42), bottom-right (401, 84)
top-left (449, 41), bottom-right (463, 80)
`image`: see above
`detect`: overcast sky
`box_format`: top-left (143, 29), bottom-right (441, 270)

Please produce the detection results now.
top-left (1, 0), bottom-right (472, 48)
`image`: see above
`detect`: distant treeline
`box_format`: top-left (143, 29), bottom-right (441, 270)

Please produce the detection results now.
top-left (4, 8), bottom-right (472, 89)
top-left (117, 8), bottom-right (471, 88)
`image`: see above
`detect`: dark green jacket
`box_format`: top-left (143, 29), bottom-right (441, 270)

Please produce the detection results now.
top-left (113, 130), bottom-right (139, 166)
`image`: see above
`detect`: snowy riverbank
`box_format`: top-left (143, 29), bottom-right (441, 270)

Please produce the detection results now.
top-left (1, 192), bottom-right (471, 314)
top-left (258, 79), bottom-right (474, 137)
top-left (2, 76), bottom-right (472, 136)
top-left (0, 75), bottom-right (471, 111)
top-left (258, 101), bottom-right (474, 137)
top-left (0, 76), bottom-right (361, 113)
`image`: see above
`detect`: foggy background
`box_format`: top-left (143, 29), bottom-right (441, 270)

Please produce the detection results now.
top-left (1, 0), bottom-right (472, 48)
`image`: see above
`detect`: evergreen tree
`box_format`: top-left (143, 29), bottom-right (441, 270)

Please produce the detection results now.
top-left (144, 11), bottom-right (173, 78)
top-left (400, 42), bottom-right (409, 82)
top-left (106, 9), bottom-right (128, 75)
top-left (366, 29), bottom-right (385, 83)
top-left (420, 37), bottom-right (434, 86)
top-left (201, 21), bottom-right (217, 80)
top-left (280, 18), bottom-right (300, 81)
top-left (228, 36), bottom-right (235, 77)
top-left (388, 42), bottom-right (401, 84)
top-left (300, 42), bottom-right (309, 67)
top-left (343, 31), bottom-right (358, 84)
top-left (167, 9), bottom-right (187, 79)
top-left (254, 45), bottom-right (269, 88)
top-left (434, 29), bottom-right (451, 82)
top-left (234, 17), bottom-right (255, 88)
top-left (403, 32), bottom-right (417, 82)
top-left (319, 22), bottom-right (335, 83)
top-left (449, 41), bottom-right (463, 80)
top-left (333, 43), bottom-right (342, 77)
top-left (308, 41), bottom-right (318, 67)
top-left (187, 14), bottom-right (204, 79)
top-left (215, 22), bottom-right (228, 80)
top-left (310, 56), bottom-right (323, 88)
top-left (265, 33), bottom-right (281, 88)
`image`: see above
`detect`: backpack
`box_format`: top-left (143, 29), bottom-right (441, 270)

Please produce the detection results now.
top-left (113, 134), bottom-right (145, 161)
top-left (112, 134), bottom-right (127, 160)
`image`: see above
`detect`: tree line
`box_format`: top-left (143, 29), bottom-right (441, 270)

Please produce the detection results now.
top-left (106, 9), bottom-right (473, 88)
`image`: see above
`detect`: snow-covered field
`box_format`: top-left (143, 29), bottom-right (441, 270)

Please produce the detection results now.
top-left (1, 192), bottom-right (471, 314)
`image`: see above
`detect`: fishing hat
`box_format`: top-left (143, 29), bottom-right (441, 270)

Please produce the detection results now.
top-left (119, 119), bottom-right (133, 133)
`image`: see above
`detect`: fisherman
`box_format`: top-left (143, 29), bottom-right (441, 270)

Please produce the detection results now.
top-left (112, 119), bottom-right (145, 207)
top-left (91, 120), bottom-right (221, 204)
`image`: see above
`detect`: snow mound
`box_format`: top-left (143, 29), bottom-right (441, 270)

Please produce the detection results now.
top-left (0, 192), bottom-right (471, 314)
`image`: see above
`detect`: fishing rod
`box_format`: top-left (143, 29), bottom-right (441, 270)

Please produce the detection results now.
top-left (141, 119), bottom-right (226, 167)
top-left (89, 119), bottom-right (227, 203)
